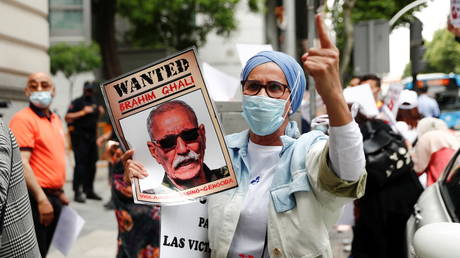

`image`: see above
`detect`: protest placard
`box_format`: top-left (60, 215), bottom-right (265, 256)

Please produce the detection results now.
top-left (343, 84), bottom-right (379, 117)
top-left (451, 0), bottom-right (460, 27)
top-left (201, 62), bottom-right (239, 101)
top-left (160, 199), bottom-right (209, 257)
top-left (101, 48), bottom-right (237, 204)
top-left (236, 43), bottom-right (273, 67)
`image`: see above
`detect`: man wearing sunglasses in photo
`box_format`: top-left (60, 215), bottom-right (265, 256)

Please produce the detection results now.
top-left (125, 15), bottom-right (366, 257)
top-left (146, 100), bottom-right (228, 191)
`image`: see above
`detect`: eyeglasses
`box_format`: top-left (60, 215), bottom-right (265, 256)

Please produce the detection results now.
top-left (153, 128), bottom-right (199, 151)
top-left (241, 80), bottom-right (289, 99)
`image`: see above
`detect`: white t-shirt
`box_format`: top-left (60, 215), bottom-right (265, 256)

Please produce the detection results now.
top-left (228, 140), bottom-right (282, 258)
top-left (227, 121), bottom-right (365, 257)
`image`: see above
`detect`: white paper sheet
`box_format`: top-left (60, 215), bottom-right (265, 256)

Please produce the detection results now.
top-left (336, 202), bottom-right (355, 226)
top-left (343, 84), bottom-right (379, 117)
top-left (51, 206), bottom-right (85, 256)
top-left (236, 43), bottom-right (273, 68)
top-left (202, 62), bottom-right (239, 101)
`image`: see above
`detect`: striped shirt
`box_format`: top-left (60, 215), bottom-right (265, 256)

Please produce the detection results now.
top-left (0, 120), bottom-right (40, 257)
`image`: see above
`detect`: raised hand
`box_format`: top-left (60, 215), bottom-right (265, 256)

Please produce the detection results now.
top-left (301, 14), bottom-right (352, 126)
top-left (301, 14), bottom-right (341, 99)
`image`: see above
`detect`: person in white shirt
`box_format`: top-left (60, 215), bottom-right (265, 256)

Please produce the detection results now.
top-left (124, 14), bottom-right (366, 257)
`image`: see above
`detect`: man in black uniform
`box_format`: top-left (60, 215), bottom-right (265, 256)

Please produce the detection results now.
top-left (65, 82), bottom-right (103, 203)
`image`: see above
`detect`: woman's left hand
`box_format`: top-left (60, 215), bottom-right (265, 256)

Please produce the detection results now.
top-left (301, 14), bottom-right (352, 126)
top-left (301, 14), bottom-right (342, 101)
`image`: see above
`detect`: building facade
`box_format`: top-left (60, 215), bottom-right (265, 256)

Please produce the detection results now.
top-left (0, 0), bottom-right (50, 122)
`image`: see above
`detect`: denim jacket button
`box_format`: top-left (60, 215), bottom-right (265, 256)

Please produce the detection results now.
top-left (273, 248), bottom-right (282, 256)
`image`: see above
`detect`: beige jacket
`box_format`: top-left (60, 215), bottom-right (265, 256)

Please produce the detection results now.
top-left (208, 139), bottom-right (366, 258)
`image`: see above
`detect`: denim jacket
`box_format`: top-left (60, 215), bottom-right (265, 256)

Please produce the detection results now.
top-left (208, 121), bottom-right (366, 257)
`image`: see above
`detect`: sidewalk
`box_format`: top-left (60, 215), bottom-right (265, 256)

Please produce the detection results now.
top-left (48, 161), bottom-right (118, 258)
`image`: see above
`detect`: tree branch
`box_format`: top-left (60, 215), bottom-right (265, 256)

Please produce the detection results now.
top-left (339, 0), bottom-right (356, 81)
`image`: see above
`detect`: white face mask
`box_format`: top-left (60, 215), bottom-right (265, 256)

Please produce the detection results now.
top-left (29, 91), bottom-right (53, 108)
top-left (241, 71), bottom-right (301, 136)
top-left (242, 95), bottom-right (289, 136)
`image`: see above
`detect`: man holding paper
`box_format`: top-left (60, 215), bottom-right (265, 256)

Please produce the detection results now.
top-left (10, 72), bottom-right (69, 257)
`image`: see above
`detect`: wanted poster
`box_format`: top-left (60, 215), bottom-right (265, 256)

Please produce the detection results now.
top-left (101, 48), bottom-right (237, 204)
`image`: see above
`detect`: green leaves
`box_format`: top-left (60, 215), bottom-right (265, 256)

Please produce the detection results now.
top-left (403, 29), bottom-right (460, 75)
top-left (351, 0), bottom-right (425, 28)
top-left (424, 29), bottom-right (460, 74)
top-left (331, 0), bottom-right (427, 80)
top-left (116, 0), bottom-right (242, 50)
top-left (49, 42), bottom-right (102, 78)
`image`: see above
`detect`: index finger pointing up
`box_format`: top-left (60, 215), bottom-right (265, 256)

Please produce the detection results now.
top-left (316, 14), bottom-right (333, 49)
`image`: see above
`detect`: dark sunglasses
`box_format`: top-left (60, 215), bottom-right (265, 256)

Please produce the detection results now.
top-left (241, 80), bottom-right (289, 99)
top-left (153, 128), bottom-right (199, 151)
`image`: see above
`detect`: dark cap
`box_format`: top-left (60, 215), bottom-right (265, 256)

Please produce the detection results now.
top-left (83, 81), bottom-right (94, 90)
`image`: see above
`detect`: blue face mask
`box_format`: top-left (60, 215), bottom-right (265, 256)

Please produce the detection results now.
top-left (29, 91), bottom-right (53, 109)
top-left (242, 95), bottom-right (289, 136)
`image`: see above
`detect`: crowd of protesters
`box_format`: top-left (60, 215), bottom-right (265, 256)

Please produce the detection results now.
top-left (1, 71), bottom-right (452, 258)
top-left (0, 13), bottom-right (459, 258)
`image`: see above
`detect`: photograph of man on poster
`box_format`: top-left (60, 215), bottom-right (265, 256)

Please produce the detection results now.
top-left (145, 100), bottom-right (229, 191)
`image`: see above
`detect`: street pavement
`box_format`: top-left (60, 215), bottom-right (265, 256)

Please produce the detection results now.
top-left (48, 161), bottom-right (118, 258)
top-left (46, 160), bottom-right (352, 258)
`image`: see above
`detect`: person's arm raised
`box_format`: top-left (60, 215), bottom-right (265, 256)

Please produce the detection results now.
top-left (301, 14), bottom-right (352, 127)
top-left (301, 14), bottom-right (365, 186)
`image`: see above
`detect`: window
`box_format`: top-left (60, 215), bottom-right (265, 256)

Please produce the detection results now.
top-left (50, 0), bottom-right (82, 5)
top-left (50, 10), bottom-right (83, 35)
top-left (440, 149), bottom-right (460, 222)
top-left (49, 0), bottom-right (88, 40)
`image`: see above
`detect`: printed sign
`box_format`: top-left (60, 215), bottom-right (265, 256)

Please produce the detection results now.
top-left (160, 200), bottom-right (210, 257)
top-left (101, 48), bottom-right (237, 204)
top-left (343, 84), bottom-right (379, 117)
top-left (451, 0), bottom-right (460, 27)
top-left (384, 83), bottom-right (404, 117)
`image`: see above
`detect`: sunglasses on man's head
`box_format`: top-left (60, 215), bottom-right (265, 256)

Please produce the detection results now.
top-left (153, 128), bottom-right (200, 151)
top-left (241, 80), bottom-right (289, 99)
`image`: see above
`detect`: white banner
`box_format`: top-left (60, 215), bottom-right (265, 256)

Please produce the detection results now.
top-left (160, 200), bottom-right (210, 257)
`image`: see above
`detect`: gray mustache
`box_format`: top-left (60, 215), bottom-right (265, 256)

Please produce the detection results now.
top-left (173, 150), bottom-right (200, 169)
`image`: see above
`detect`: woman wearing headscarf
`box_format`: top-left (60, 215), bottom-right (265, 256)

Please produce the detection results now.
top-left (413, 117), bottom-right (460, 187)
top-left (124, 15), bottom-right (366, 257)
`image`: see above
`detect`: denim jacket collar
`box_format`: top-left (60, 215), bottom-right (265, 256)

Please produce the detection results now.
top-left (225, 121), bottom-right (327, 213)
top-left (226, 121), bottom-right (300, 150)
